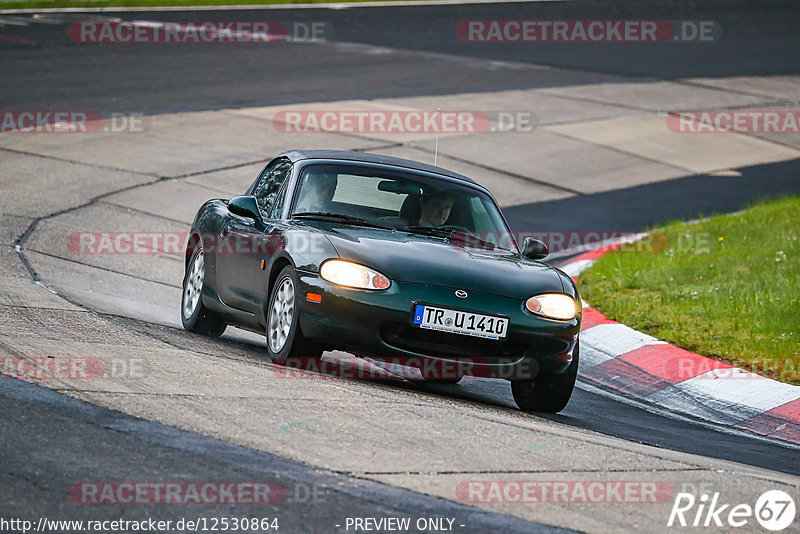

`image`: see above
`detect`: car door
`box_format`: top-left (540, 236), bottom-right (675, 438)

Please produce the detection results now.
top-left (217, 159), bottom-right (293, 313)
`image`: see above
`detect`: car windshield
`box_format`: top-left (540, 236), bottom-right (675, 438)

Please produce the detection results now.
top-left (291, 163), bottom-right (518, 252)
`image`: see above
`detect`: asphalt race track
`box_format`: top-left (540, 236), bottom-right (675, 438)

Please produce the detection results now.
top-left (2, 0), bottom-right (800, 113)
top-left (2, 1), bottom-right (800, 533)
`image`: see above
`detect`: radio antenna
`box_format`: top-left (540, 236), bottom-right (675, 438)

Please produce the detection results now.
top-left (434, 108), bottom-right (440, 166)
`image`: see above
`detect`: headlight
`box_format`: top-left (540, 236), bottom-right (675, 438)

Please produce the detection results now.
top-left (320, 260), bottom-right (391, 290)
top-left (525, 293), bottom-right (579, 321)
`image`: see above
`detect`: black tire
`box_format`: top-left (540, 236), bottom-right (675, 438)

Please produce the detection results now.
top-left (511, 341), bottom-right (579, 414)
top-left (266, 265), bottom-right (323, 366)
top-left (423, 376), bottom-right (462, 384)
top-left (181, 245), bottom-right (227, 337)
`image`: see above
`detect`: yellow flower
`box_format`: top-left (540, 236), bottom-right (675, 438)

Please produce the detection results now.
top-left (718, 237), bottom-right (724, 242)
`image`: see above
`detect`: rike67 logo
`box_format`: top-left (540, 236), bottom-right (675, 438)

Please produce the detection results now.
top-left (668, 489), bottom-right (796, 531)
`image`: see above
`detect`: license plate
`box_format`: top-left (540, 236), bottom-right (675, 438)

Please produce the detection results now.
top-left (412, 304), bottom-right (508, 340)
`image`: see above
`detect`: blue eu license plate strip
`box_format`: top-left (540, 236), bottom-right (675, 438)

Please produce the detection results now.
top-left (413, 305), bottom-right (426, 324)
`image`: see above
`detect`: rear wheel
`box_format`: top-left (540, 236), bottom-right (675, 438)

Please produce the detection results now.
top-left (181, 246), bottom-right (227, 337)
top-left (266, 265), bottom-right (323, 366)
top-left (511, 341), bottom-right (579, 414)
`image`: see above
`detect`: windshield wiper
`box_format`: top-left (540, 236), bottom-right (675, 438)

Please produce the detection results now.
top-left (293, 212), bottom-right (393, 230)
top-left (402, 225), bottom-right (453, 237)
top-left (403, 226), bottom-right (498, 251)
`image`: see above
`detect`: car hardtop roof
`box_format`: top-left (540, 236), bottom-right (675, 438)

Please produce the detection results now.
top-left (277, 149), bottom-right (477, 185)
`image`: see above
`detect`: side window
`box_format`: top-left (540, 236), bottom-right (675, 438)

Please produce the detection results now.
top-left (252, 160), bottom-right (292, 217)
top-left (266, 176), bottom-right (290, 219)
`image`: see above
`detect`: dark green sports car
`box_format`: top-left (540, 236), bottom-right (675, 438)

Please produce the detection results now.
top-left (182, 150), bottom-right (581, 413)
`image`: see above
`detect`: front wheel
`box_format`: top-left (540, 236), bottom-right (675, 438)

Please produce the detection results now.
top-left (422, 376), bottom-right (462, 384)
top-left (266, 265), bottom-right (323, 365)
top-left (511, 341), bottom-right (579, 414)
top-left (181, 246), bottom-right (227, 337)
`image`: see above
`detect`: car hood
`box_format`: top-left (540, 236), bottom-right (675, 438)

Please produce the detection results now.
top-left (310, 224), bottom-right (564, 299)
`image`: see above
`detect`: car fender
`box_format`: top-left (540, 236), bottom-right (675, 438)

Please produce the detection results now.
top-left (253, 226), bottom-right (339, 327)
top-left (185, 199), bottom-right (228, 300)
top-left (552, 265), bottom-right (580, 300)
top-left (281, 226), bottom-right (340, 273)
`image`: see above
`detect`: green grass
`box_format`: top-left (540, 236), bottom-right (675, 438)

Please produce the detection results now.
top-left (1, 0), bottom-right (411, 9)
top-left (578, 197), bottom-right (800, 385)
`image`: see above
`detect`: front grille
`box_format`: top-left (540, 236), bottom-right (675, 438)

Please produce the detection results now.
top-left (380, 323), bottom-right (526, 360)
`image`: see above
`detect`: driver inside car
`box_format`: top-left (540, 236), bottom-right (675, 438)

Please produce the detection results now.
top-left (413, 190), bottom-right (455, 227)
top-left (296, 171), bottom-right (338, 214)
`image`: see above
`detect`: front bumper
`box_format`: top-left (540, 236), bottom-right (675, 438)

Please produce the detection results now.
top-left (295, 270), bottom-right (580, 380)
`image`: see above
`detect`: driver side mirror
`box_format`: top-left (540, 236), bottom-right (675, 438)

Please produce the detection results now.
top-left (227, 195), bottom-right (262, 221)
top-left (522, 237), bottom-right (549, 260)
